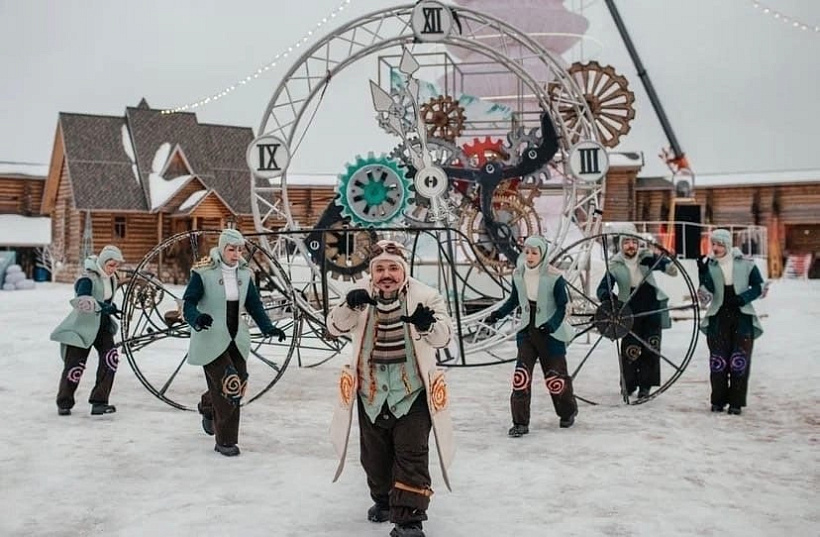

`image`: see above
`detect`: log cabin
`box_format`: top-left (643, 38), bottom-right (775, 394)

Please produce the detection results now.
top-left (0, 162), bottom-right (50, 279)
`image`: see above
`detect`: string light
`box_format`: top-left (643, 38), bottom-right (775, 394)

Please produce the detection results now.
top-left (748, 1), bottom-right (819, 34)
top-left (161, 0), bottom-right (352, 114)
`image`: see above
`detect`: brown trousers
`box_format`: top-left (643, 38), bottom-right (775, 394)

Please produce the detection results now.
top-left (358, 393), bottom-right (432, 525)
top-left (512, 324), bottom-right (577, 425)
top-left (56, 316), bottom-right (118, 409)
top-left (198, 342), bottom-right (247, 446)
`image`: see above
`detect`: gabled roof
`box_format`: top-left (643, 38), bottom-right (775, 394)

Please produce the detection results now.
top-left (0, 161), bottom-right (48, 179)
top-left (49, 103), bottom-right (255, 214)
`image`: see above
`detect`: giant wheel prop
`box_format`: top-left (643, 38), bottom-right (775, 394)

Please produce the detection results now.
top-left (249, 1), bottom-right (606, 366)
top-left (119, 230), bottom-right (298, 410)
top-left (550, 232), bottom-right (700, 405)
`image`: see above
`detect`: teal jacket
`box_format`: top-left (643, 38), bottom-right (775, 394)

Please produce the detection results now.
top-left (596, 250), bottom-right (677, 329)
top-left (698, 248), bottom-right (764, 339)
top-left (50, 257), bottom-right (119, 355)
top-left (496, 262), bottom-right (575, 344)
top-left (182, 247), bottom-right (274, 366)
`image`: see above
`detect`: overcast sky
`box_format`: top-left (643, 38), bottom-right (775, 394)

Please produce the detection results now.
top-left (1, 0), bottom-right (818, 178)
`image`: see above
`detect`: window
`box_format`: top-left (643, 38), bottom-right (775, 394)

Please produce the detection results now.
top-left (114, 216), bottom-right (127, 239)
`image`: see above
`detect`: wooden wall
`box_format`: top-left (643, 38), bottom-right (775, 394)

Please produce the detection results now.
top-left (0, 177), bottom-right (45, 215)
top-left (602, 168), bottom-right (639, 222)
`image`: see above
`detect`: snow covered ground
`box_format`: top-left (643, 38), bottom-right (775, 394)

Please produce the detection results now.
top-left (0, 279), bottom-right (817, 537)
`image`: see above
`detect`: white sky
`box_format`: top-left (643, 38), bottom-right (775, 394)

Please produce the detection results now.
top-left (0, 0), bottom-right (819, 178)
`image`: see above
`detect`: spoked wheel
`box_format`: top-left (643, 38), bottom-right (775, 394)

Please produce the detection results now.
top-left (119, 230), bottom-right (298, 411)
top-left (552, 232), bottom-right (700, 405)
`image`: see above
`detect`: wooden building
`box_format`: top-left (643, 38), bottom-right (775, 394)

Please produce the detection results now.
top-left (0, 162), bottom-right (51, 278)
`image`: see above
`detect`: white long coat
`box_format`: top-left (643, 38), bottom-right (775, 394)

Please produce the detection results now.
top-left (327, 276), bottom-right (455, 490)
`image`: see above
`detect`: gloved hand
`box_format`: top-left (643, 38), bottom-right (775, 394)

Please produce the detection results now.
top-left (696, 255), bottom-right (709, 272)
top-left (346, 289), bottom-right (376, 309)
top-left (538, 319), bottom-right (560, 334)
top-left (194, 313), bottom-right (213, 331)
top-left (265, 326), bottom-right (287, 342)
top-left (725, 295), bottom-right (744, 308)
top-left (400, 304), bottom-right (436, 332)
top-left (98, 302), bottom-right (122, 319)
top-left (485, 313), bottom-right (500, 326)
top-left (639, 257), bottom-right (656, 268)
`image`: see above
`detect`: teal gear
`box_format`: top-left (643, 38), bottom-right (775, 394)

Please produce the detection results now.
top-left (335, 153), bottom-right (411, 227)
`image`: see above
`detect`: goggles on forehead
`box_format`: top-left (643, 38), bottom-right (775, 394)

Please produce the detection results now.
top-left (371, 241), bottom-right (407, 259)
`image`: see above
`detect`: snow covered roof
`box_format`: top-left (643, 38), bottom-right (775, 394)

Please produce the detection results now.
top-left (0, 161), bottom-right (48, 178)
top-left (0, 215), bottom-right (51, 246)
top-left (178, 189), bottom-right (208, 212)
top-left (285, 174), bottom-right (338, 187)
top-left (607, 151), bottom-right (644, 168)
top-left (694, 169), bottom-right (820, 188)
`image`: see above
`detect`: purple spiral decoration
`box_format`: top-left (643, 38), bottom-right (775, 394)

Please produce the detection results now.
top-left (709, 354), bottom-right (727, 373)
top-left (104, 348), bottom-right (119, 372)
top-left (75, 296), bottom-right (96, 313)
top-left (545, 376), bottom-right (566, 395)
top-left (625, 345), bottom-right (642, 361)
top-left (730, 352), bottom-right (748, 375)
top-left (512, 366), bottom-right (530, 391)
top-left (66, 365), bottom-right (85, 383)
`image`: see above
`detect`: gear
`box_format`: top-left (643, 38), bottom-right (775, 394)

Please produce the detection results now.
top-left (335, 153), bottom-right (411, 228)
top-left (419, 96), bottom-right (466, 142)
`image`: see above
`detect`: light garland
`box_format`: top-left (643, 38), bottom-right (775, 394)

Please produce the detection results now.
top-left (161, 0), bottom-right (352, 114)
top-left (748, 1), bottom-right (819, 33)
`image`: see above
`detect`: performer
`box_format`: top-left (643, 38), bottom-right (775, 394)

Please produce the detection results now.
top-left (182, 229), bottom-right (286, 456)
top-left (485, 235), bottom-right (578, 436)
top-left (51, 245), bottom-right (125, 416)
top-left (327, 240), bottom-right (454, 537)
top-left (697, 228), bottom-right (764, 415)
top-left (596, 235), bottom-right (678, 400)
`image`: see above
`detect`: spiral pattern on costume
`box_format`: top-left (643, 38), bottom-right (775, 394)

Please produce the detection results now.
top-left (104, 348), bottom-right (119, 372)
top-left (512, 366), bottom-right (530, 391)
top-left (240, 379), bottom-right (249, 398)
top-left (430, 374), bottom-right (448, 413)
top-left (222, 373), bottom-right (243, 400)
top-left (648, 335), bottom-right (661, 350)
top-left (625, 344), bottom-right (642, 361)
top-left (339, 369), bottom-right (355, 406)
top-left (75, 296), bottom-right (96, 313)
top-left (709, 354), bottom-right (727, 373)
top-left (545, 375), bottom-right (566, 395)
top-left (729, 353), bottom-right (748, 375)
top-left (66, 365), bottom-right (85, 383)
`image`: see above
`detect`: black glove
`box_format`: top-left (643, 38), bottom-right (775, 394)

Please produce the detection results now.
top-left (726, 295), bottom-right (744, 308)
top-left (639, 257), bottom-right (656, 268)
top-left (346, 289), bottom-right (376, 309)
top-left (400, 304), bottom-right (436, 332)
top-left (265, 326), bottom-right (286, 342)
top-left (98, 302), bottom-right (122, 319)
top-left (538, 319), bottom-right (560, 334)
top-left (696, 255), bottom-right (709, 272)
top-left (485, 313), bottom-right (500, 325)
top-left (194, 313), bottom-right (213, 331)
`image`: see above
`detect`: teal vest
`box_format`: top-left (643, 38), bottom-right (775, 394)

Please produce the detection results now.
top-left (511, 267), bottom-right (574, 343)
top-left (608, 252), bottom-right (672, 329)
top-left (701, 256), bottom-right (764, 339)
top-left (186, 259), bottom-right (252, 366)
top-left (357, 298), bottom-right (424, 423)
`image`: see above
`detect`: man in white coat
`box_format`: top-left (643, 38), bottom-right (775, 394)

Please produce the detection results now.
top-left (327, 240), bottom-right (454, 537)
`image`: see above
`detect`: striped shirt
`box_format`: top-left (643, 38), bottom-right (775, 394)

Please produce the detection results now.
top-left (371, 300), bottom-right (406, 364)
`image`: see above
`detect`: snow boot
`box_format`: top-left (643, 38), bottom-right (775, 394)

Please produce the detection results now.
top-left (727, 407), bottom-right (742, 416)
top-left (560, 409), bottom-right (578, 429)
top-left (508, 424), bottom-right (529, 437)
top-left (214, 443), bottom-right (241, 457)
top-left (711, 404), bottom-right (725, 413)
top-left (57, 408), bottom-right (71, 416)
top-left (367, 503), bottom-right (390, 523)
top-left (201, 416), bottom-right (215, 436)
top-left (637, 387), bottom-right (651, 399)
top-left (390, 522), bottom-right (425, 537)
top-left (91, 404), bottom-right (116, 415)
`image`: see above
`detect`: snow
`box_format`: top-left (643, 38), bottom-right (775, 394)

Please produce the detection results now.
top-left (151, 142), bottom-right (171, 174)
top-left (120, 124), bottom-right (140, 184)
top-left (178, 189), bottom-right (209, 212)
top-left (695, 169), bottom-right (820, 188)
top-left (0, 161), bottom-right (48, 178)
top-left (0, 214), bottom-right (51, 246)
top-left (0, 280), bottom-right (817, 536)
top-left (286, 173), bottom-right (339, 187)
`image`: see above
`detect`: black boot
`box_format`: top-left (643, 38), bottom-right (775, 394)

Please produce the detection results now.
top-left (637, 387), bottom-right (651, 399)
top-left (214, 443), bottom-right (241, 456)
top-left (390, 522), bottom-right (425, 537)
top-left (367, 503), bottom-right (390, 523)
top-left (711, 404), bottom-right (725, 413)
top-left (508, 424), bottom-right (529, 438)
top-left (201, 416), bottom-right (215, 436)
top-left (58, 408), bottom-right (71, 416)
top-left (91, 404), bottom-right (116, 415)
top-left (560, 409), bottom-right (578, 429)
top-left (727, 407), bottom-right (742, 415)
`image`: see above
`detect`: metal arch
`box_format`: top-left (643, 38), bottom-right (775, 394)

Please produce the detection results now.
top-left (551, 232), bottom-right (700, 406)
